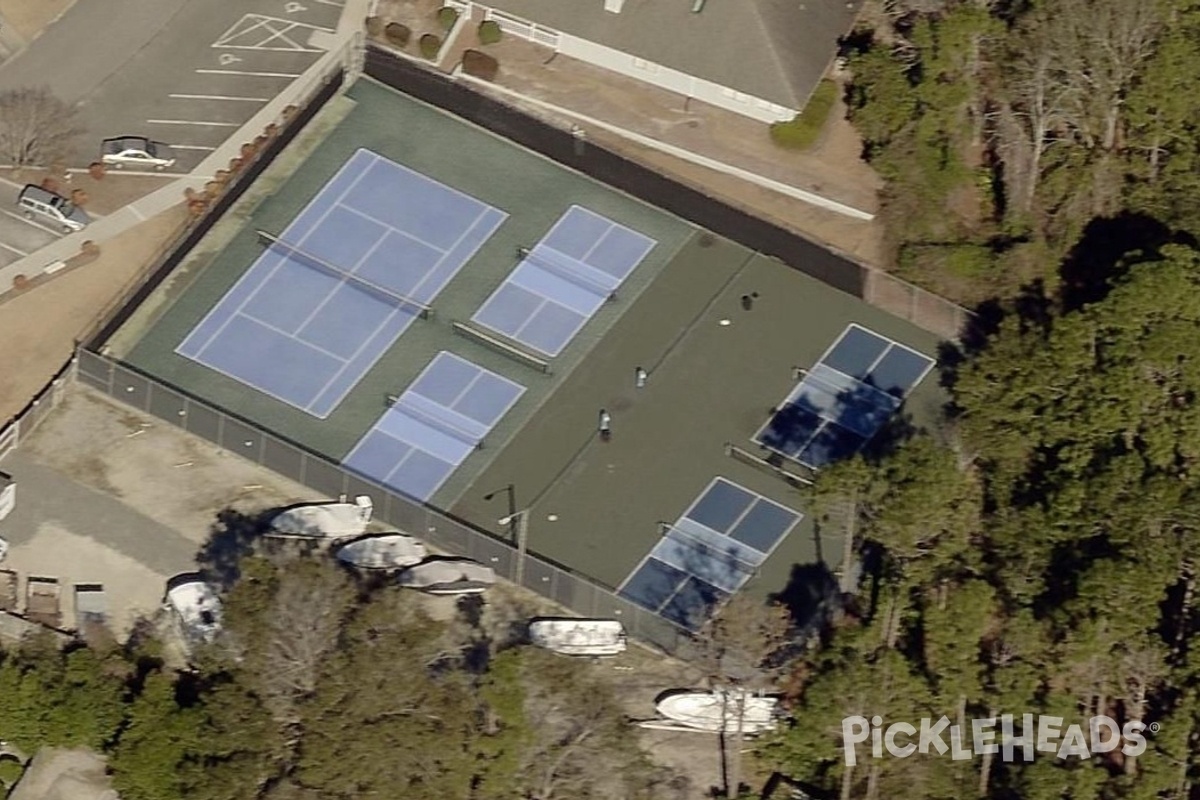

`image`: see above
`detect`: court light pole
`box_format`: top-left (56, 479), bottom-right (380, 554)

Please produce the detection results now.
top-left (484, 485), bottom-right (528, 585)
top-left (498, 508), bottom-right (531, 587)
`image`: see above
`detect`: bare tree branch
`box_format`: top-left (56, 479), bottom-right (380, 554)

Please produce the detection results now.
top-left (0, 87), bottom-right (83, 168)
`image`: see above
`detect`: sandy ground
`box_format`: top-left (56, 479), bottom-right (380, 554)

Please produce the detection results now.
top-left (0, 206), bottom-right (189, 425)
top-left (0, 0), bottom-right (74, 42)
top-left (402, 20), bottom-right (888, 266)
top-left (0, 384), bottom-right (735, 797)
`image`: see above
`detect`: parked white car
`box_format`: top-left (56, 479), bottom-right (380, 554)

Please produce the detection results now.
top-left (100, 136), bottom-right (177, 170)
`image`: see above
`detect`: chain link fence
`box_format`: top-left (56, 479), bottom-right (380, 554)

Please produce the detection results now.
top-left (863, 268), bottom-right (972, 342)
top-left (0, 357), bottom-right (75, 464)
top-left (74, 348), bottom-right (689, 653)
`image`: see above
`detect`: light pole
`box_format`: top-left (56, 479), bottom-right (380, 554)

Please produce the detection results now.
top-left (484, 484), bottom-right (529, 585)
top-left (498, 508), bottom-right (531, 587)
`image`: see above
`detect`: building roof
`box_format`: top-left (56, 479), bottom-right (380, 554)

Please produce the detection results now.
top-left (485, 0), bottom-right (863, 109)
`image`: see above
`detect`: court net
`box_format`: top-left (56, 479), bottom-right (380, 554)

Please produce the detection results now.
top-left (521, 245), bottom-right (617, 300)
top-left (394, 396), bottom-right (481, 449)
top-left (452, 321), bottom-right (551, 373)
top-left (661, 523), bottom-right (761, 578)
top-left (256, 230), bottom-right (433, 320)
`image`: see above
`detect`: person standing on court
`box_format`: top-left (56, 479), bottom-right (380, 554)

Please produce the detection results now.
top-left (635, 366), bottom-right (647, 389)
top-left (598, 409), bottom-right (612, 441)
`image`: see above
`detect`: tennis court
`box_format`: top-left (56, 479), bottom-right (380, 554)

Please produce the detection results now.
top-left (618, 477), bottom-right (803, 629)
top-left (176, 148), bottom-right (507, 418)
top-left (471, 205), bottom-right (658, 357)
top-left (755, 323), bottom-right (936, 469)
top-left (344, 351), bottom-right (526, 501)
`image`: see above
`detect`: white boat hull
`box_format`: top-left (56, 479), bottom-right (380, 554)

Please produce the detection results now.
top-left (655, 690), bottom-right (779, 733)
top-left (336, 534), bottom-right (426, 570)
top-left (529, 618), bottom-right (627, 656)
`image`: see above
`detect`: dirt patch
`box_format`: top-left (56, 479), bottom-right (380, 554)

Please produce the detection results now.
top-left (0, 0), bottom-right (74, 43)
top-left (443, 34), bottom-right (886, 267)
top-left (0, 206), bottom-right (189, 425)
top-left (370, 0), bottom-right (452, 61)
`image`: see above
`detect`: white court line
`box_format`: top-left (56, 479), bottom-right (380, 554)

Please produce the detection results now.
top-left (169, 93), bottom-right (270, 102)
top-left (0, 238), bottom-right (29, 257)
top-left (195, 69), bottom-right (302, 77)
top-left (147, 119), bottom-right (241, 127)
top-left (169, 144), bottom-right (217, 151)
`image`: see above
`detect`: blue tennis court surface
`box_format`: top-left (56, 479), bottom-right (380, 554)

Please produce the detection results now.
top-left (619, 478), bottom-right (802, 629)
top-left (176, 148), bottom-right (508, 418)
top-left (471, 205), bottom-right (656, 357)
top-left (756, 324), bottom-right (935, 468)
top-left (343, 352), bottom-right (525, 501)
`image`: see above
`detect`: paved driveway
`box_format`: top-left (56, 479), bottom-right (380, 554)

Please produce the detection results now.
top-left (0, 0), bottom-right (345, 174)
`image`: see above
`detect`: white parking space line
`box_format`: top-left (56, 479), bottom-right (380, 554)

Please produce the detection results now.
top-left (169, 94), bottom-right (270, 102)
top-left (195, 69), bottom-right (302, 78)
top-left (0, 239), bottom-right (29, 257)
top-left (170, 144), bottom-right (218, 151)
top-left (213, 15), bottom-right (333, 52)
top-left (1, 209), bottom-right (64, 236)
top-left (147, 119), bottom-right (242, 127)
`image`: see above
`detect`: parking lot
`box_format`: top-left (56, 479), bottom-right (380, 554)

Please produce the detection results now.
top-left (0, 181), bottom-right (67, 270)
top-left (78, 2), bottom-right (344, 172)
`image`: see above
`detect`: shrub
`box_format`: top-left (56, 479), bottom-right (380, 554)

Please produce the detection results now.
top-left (419, 33), bottom-right (442, 60)
top-left (11, 274), bottom-right (29, 291)
top-left (87, 162), bottom-right (106, 180)
top-left (385, 22), bottom-right (411, 47)
top-left (437, 6), bottom-right (459, 31)
top-left (70, 188), bottom-right (88, 206)
top-left (898, 243), bottom-right (995, 280)
top-left (0, 756), bottom-right (23, 786)
top-left (768, 79), bottom-right (839, 151)
top-left (365, 16), bottom-right (384, 37)
top-left (478, 19), bottom-right (502, 45)
top-left (462, 49), bottom-right (499, 81)
top-left (40, 176), bottom-right (60, 194)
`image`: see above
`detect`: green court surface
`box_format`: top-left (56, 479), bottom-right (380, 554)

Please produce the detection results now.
top-left (119, 78), bottom-right (694, 494)
top-left (115, 76), bottom-right (948, 622)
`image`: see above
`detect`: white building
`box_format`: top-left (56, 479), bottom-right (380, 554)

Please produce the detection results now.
top-left (445, 0), bottom-right (863, 123)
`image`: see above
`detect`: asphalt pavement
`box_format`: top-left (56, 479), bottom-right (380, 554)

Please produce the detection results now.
top-left (0, 0), bottom-right (345, 172)
top-left (0, 181), bottom-right (66, 269)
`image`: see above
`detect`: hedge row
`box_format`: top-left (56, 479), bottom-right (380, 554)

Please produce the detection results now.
top-left (768, 79), bottom-right (838, 151)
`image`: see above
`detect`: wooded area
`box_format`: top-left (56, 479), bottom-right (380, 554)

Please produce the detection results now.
top-left (0, 557), bottom-right (692, 800)
top-left (847, 0), bottom-right (1200, 308)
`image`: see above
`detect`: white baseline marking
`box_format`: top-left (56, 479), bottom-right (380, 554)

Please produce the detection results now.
top-left (169, 93), bottom-right (270, 102)
top-left (170, 144), bottom-right (218, 151)
top-left (147, 119), bottom-right (241, 127)
top-left (195, 68), bottom-right (302, 77)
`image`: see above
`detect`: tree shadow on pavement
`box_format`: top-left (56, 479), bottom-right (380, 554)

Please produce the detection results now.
top-left (195, 507), bottom-right (270, 590)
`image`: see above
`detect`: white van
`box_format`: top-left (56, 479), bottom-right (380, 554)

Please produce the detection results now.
top-left (17, 184), bottom-right (90, 232)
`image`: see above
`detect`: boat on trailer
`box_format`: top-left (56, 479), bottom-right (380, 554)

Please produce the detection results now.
top-left (268, 495), bottom-right (373, 539)
top-left (641, 689), bottom-right (780, 734)
top-left (529, 618), bottom-right (627, 656)
top-left (335, 533), bottom-right (427, 570)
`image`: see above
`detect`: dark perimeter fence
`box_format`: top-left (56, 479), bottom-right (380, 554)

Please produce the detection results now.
top-left (73, 348), bottom-right (689, 653)
top-left (4, 41), bottom-right (981, 656)
top-left (363, 45), bottom-right (973, 339)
